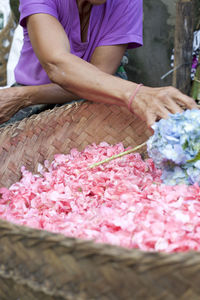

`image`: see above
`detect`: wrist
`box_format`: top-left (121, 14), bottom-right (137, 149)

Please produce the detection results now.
top-left (12, 85), bottom-right (33, 107)
top-left (7, 86), bottom-right (32, 109)
top-left (128, 84), bottom-right (143, 113)
top-left (121, 82), bottom-right (143, 110)
top-left (22, 85), bottom-right (36, 107)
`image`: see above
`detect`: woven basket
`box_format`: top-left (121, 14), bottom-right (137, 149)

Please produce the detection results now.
top-left (0, 101), bottom-right (199, 300)
top-left (0, 13), bottom-right (16, 86)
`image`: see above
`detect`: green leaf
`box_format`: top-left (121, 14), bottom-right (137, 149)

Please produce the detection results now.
top-left (182, 140), bottom-right (189, 150)
top-left (187, 150), bottom-right (200, 163)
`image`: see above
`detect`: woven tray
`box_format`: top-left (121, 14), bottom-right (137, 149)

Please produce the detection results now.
top-left (0, 12), bottom-right (16, 86)
top-left (0, 101), bottom-right (151, 188)
top-left (0, 101), bottom-right (199, 300)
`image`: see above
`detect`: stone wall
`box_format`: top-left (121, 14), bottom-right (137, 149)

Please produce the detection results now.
top-left (126, 0), bottom-right (177, 87)
top-left (126, 0), bottom-right (200, 87)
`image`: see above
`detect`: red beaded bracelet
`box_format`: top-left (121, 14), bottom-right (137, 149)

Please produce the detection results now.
top-left (128, 83), bottom-right (143, 113)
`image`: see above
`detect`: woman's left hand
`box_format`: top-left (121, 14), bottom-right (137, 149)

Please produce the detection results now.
top-left (130, 85), bottom-right (198, 127)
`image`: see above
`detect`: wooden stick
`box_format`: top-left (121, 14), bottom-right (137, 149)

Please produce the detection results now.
top-left (173, 0), bottom-right (194, 95)
top-left (89, 142), bottom-right (147, 168)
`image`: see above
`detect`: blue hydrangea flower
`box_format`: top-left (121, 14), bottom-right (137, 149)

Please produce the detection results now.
top-left (147, 109), bottom-right (200, 185)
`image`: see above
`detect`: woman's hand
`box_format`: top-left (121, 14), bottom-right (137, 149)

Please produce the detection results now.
top-left (130, 85), bottom-right (198, 127)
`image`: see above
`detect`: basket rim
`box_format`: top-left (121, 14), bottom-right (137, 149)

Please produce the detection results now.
top-left (0, 101), bottom-right (79, 132)
top-left (0, 217), bottom-right (199, 264)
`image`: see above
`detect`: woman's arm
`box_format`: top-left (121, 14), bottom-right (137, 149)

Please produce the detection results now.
top-left (27, 14), bottom-right (134, 107)
top-left (26, 13), bottom-right (197, 126)
top-left (0, 43), bottom-right (127, 124)
top-left (25, 44), bottom-right (129, 106)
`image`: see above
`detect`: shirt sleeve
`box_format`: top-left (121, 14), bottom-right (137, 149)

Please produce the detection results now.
top-left (98, 0), bottom-right (143, 49)
top-left (19, 0), bottom-right (58, 27)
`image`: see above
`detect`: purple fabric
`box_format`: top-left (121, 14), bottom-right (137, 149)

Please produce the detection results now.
top-left (15, 0), bottom-right (143, 85)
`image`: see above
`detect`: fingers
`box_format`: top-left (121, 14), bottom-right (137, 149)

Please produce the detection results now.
top-left (145, 106), bottom-right (170, 128)
top-left (146, 113), bottom-right (157, 128)
top-left (163, 96), bottom-right (183, 114)
top-left (147, 87), bottom-right (198, 126)
top-left (168, 87), bottom-right (198, 109)
top-left (145, 96), bottom-right (185, 128)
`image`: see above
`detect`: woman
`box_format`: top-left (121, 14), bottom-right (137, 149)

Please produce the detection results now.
top-left (0, 0), bottom-right (197, 126)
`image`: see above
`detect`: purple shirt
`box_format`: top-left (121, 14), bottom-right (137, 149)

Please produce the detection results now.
top-left (15, 0), bottom-right (143, 85)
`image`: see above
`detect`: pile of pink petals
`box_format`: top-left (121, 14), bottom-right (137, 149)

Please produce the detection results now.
top-left (1, 142), bottom-right (200, 253)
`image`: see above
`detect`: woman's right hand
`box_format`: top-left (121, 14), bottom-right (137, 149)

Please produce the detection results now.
top-left (0, 87), bottom-right (29, 124)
